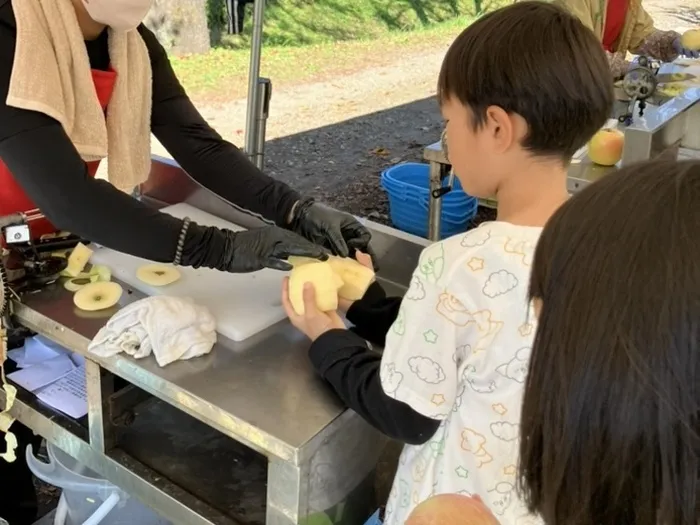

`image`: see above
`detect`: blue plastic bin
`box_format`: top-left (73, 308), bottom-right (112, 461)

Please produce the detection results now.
top-left (380, 162), bottom-right (478, 239)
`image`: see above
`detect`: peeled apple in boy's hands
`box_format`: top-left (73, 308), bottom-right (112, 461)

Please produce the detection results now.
top-left (288, 261), bottom-right (344, 315)
top-left (681, 29), bottom-right (700, 51)
top-left (588, 128), bottom-right (624, 166)
top-left (288, 254), bottom-right (375, 301)
top-left (406, 494), bottom-right (501, 525)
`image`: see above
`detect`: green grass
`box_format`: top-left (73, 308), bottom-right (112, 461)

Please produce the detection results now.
top-left (219, 0), bottom-right (495, 48)
top-left (171, 14), bottom-right (476, 102)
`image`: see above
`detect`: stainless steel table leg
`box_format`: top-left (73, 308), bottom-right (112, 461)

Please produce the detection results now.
top-left (86, 359), bottom-right (115, 453)
top-left (266, 411), bottom-right (385, 524)
top-left (427, 162), bottom-right (442, 241)
top-left (244, 0), bottom-right (266, 160)
top-left (428, 161), bottom-right (449, 241)
top-left (266, 458), bottom-right (310, 524)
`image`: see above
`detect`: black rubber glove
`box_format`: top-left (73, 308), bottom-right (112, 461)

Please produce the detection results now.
top-left (289, 198), bottom-right (376, 262)
top-left (214, 225), bottom-right (328, 272)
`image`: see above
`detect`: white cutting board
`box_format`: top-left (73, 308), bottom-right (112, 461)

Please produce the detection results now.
top-left (90, 203), bottom-right (288, 342)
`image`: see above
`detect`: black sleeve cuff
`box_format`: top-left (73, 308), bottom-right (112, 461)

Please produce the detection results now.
top-left (346, 281), bottom-right (387, 325)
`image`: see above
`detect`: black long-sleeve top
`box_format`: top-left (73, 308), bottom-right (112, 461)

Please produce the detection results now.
top-left (0, 1), bottom-right (299, 266)
top-left (309, 282), bottom-right (441, 445)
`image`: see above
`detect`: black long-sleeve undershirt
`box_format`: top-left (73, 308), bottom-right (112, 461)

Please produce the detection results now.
top-left (0, 3), bottom-right (299, 266)
top-left (308, 282), bottom-right (441, 445)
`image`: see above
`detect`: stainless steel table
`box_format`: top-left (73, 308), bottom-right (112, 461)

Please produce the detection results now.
top-left (8, 281), bottom-right (384, 525)
top-left (1, 158), bottom-right (429, 525)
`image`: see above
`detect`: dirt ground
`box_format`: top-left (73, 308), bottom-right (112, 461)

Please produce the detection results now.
top-left (150, 0), bottom-right (699, 228)
top-left (152, 47), bottom-right (449, 226)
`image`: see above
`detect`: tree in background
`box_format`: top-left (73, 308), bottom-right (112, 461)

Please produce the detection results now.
top-left (144, 0), bottom-right (211, 55)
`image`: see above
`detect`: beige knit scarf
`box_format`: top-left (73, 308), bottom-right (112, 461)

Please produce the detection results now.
top-left (6, 0), bottom-right (152, 191)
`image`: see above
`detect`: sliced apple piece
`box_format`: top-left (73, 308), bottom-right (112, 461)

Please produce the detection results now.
top-left (136, 264), bottom-right (181, 287)
top-left (61, 243), bottom-right (93, 277)
top-left (64, 276), bottom-right (94, 292)
top-left (90, 264), bottom-right (111, 282)
top-left (73, 282), bottom-right (123, 312)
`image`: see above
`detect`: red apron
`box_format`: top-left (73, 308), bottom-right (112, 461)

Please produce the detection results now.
top-left (602, 0), bottom-right (629, 52)
top-left (0, 67), bottom-right (117, 240)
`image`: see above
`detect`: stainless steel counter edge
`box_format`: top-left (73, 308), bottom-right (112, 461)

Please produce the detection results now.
top-left (12, 300), bottom-right (308, 464)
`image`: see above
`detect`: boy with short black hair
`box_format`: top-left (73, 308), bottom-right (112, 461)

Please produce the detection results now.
top-left (282, 2), bottom-right (613, 524)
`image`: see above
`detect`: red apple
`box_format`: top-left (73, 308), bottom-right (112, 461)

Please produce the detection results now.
top-left (406, 494), bottom-right (501, 525)
top-left (588, 128), bottom-right (624, 166)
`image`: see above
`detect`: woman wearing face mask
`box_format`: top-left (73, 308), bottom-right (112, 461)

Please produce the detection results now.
top-left (0, 0), bottom-right (373, 522)
top-left (0, 0), bottom-right (375, 278)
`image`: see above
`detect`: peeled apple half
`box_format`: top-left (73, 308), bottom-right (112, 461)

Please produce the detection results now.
top-left (136, 264), bottom-right (181, 287)
top-left (681, 29), bottom-right (700, 51)
top-left (288, 255), bottom-right (375, 301)
top-left (288, 261), bottom-right (344, 315)
top-left (73, 282), bottom-right (123, 311)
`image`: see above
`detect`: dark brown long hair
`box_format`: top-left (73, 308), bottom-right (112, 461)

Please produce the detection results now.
top-left (519, 159), bottom-right (700, 525)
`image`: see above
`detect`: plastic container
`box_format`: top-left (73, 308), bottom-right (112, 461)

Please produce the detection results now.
top-left (380, 162), bottom-right (478, 239)
top-left (26, 443), bottom-right (171, 525)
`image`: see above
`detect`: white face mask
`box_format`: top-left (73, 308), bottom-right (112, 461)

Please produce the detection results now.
top-left (82, 0), bottom-right (154, 32)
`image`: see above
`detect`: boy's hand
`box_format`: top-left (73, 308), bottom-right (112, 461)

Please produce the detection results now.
top-left (282, 278), bottom-right (346, 341)
top-left (338, 251), bottom-right (375, 313)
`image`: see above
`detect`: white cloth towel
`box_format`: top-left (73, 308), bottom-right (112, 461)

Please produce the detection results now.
top-left (88, 296), bottom-right (217, 367)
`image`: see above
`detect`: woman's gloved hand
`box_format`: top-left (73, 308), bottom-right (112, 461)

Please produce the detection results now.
top-left (673, 37), bottom-right (700, 58)
top-left (219, 226), bottom-right (328, 273)
top-left (289, 198), bottom-right (377, 264)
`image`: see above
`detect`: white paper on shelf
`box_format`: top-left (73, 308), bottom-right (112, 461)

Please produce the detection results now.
top-left (7, 355), bottom-right (75, 392)
top-left (7, 335), bottom-right (67, 368)
top-left (36, 366), bottom-right (88, 419)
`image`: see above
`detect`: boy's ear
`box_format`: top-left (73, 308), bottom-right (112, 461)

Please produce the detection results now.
top-left (485, 105), bottom-right (516, 153)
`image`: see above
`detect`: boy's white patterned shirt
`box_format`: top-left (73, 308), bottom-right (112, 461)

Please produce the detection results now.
top-left (380, 222), bottom-right (543, 525)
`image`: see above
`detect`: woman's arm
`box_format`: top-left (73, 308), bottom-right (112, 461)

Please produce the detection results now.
top-left (628, 5), bottom-right (679, 62)
top-left (607, 51), bottom-right (628, 79)
top-left (140, 25), bottom-right (299, 228)
top-left (0, 124), bottom-right (202, 263)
